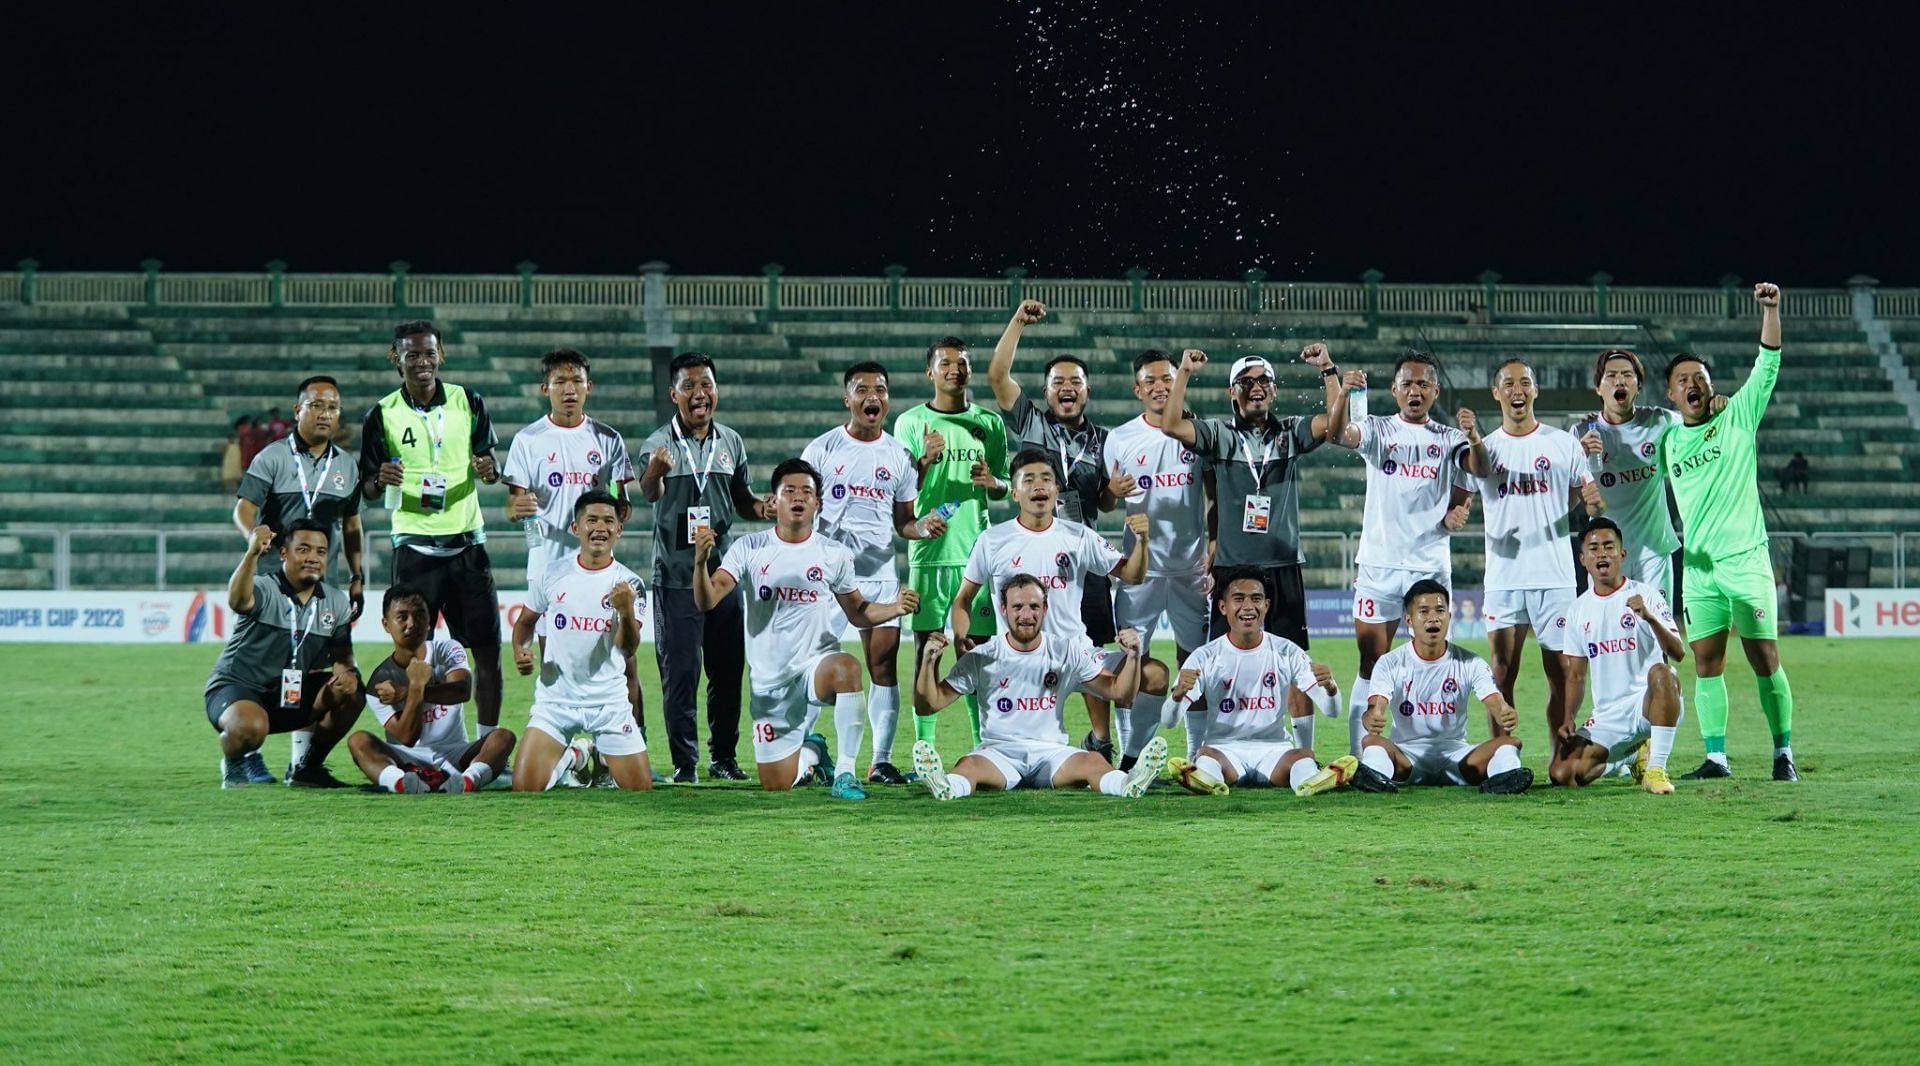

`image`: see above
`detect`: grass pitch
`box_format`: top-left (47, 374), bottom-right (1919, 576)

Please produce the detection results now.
top-left (1, 638), bottom-right (1916, 1064)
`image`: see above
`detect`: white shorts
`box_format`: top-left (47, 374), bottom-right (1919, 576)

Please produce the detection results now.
top-left (1483, 587), bottom-right (1575, 651)
top-left (966, 738), bottom-right (1084, 790)
top-left (1577, 708), bottom-right (1652, 775)
top-left (747, 652), bottom-right (833, 763)
top-left (384, 739), bottom-right (465, 777)
top-left (1352, 565), bottom-right (1448, 625)
top-left (527, 700), bottom-right (647, 757)
top-left (1207, 738), bottom-right (1296, 785)
top-left (1623, 546), bottom-right (1675, 605)
top-left (1115, 572), bottom-right (1209, 652)
top-left (856, 577), bottom-right (901, 630)
top-left (1395, 736), bottom-right (1479, 786)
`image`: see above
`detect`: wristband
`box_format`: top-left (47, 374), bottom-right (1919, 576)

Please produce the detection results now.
top-left (1320, 366), bottom-right (1340, 378)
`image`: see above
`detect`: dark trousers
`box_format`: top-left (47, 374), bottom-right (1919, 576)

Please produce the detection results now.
top-left (654, 584), bottom-right (745, 771)
top-left (1209, 562), bottom-right (1310, 649)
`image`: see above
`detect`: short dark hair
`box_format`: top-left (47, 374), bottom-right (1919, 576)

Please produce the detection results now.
top-left (1215, 565), bottom-right (1268, 597)
top-left (1043, 354), bottom-right (1089, 378)
top-left (1664, 352), bottom-right (1710, 384)
top-left (843, 361), bottom-right (888, 387)
top-left (1593, 348), bottom-right (1645, 388)
top-left (1492, 357), bottom-right (1534, 380)
top-left (274, 517), bottom-right (332, 551)
top-left (382, 582), bottom-right (430, 617)
top-left (1403, 578), bottom-right (1450, 609)
top-left (295, 375), bottom-right (340, 400)
top-left (670, 351), bottom-right (716, 386)
top-left (392, 319), bottom-right (440, 345)
top-left (234, 415), bottom-right (252, 428)
top-left (1009, 447), bottom-right (1059, 481)
top-left (572, 488), bottom-right (630, 523)
top-left (924, 336), bottom-right (968, 366)
top-left (1581, 516), bottom-right (1625, 549)
top-left (1000, 573), bottom-right (1048, 603)
top-left (540, 348), bottom-right (591, 380)
top-left (1392, 351), bottom-right (1438, 376)
top-left (1133, 348), bottom-right (1174, 374)
top-left (770, 457), bottom-right (822, 497)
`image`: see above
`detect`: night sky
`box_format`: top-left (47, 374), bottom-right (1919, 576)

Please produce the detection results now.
top-left (7, 3), bottom-right (1915, 285)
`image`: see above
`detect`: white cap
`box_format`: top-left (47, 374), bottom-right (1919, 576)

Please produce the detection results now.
top-left (1229, 355), bottom-right (1275, 383)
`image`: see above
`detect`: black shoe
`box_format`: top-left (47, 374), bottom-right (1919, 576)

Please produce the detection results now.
top-left (286, 762), bottom-right (351, 789)
top-left (672, 766), bottom-right (698, 785)
top-left (1479, 767), bottom-right (1534, 795)
top-left (866, 761), bottom-right (908, 785)
top-left (1773, 753), bottom-right (1799, 782)
top-left (1117, 753), bottom-right (1138, 773)
top-left (1350, 764), bottom-right (1399, 793)
top-left (1081, 731), bottom-right (1116, 763)
top-left (707, 759), bottom-right (748, 781)
top-left (1680, 758), bottom-right (1732, 780)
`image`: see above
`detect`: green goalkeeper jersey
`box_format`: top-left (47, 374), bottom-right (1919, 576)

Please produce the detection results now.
top-left (894, 401), bottom-right (1008, 568)
top-left (1659, 344), bottom-right (1780, 568)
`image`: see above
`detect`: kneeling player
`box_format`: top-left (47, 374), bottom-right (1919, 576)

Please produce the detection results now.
top-left (347, 584), bottom-right (517, 793)
top-left (695, 458), bottom-right (919, 798)
top-left (1166, 566), bottom-right (1357, 796)
top-left (511, 491), bottom-right (655, 791)
top-left (1550, 519), bottom-right (1688, 793)
top-left (911, 575), bottom-right (1165, 799)
top-left (1353, 580), bottom-right (1533, 794)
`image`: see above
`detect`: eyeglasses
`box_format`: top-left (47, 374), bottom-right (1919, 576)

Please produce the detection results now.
top-left (1232, 376), bottom-right (1274, 391)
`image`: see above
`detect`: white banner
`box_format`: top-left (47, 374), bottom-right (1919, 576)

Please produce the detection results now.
top-left (1826, 589), bottom-right (1920, 637)
top-left (0, 590), bottom-right (231, 644)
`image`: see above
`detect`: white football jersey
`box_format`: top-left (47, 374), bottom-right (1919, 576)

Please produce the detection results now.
top-left (1478, 424), bottom-right (1592, 590)
top-left (1106, 415), bottom-right (1208, 577)
top-left (1369, 641), bottom-right (1501, 747)
top-left (525, 555), bottom-right (647, 706)
top-left (1352, 414), bottom-right (1472, 573)
top-left (944, 633), bottom-right (1106, 746)
top-left (1565, 578), bottom-right (1675, 720)
top-left (962, 518), bottom-right (1125, 645)
top-left (801, 426), bottom-right (920, 579)
top-left (503, 416), bottom-right (635, 587)
top-left (718, 530), bottom-right (858, 694)
top-left (366, 638), bottom-right (471, 759)
top-left (1567, 407), bottom-right (1681, 556)
top-left (1176, 632), bottom-right (1321, 745)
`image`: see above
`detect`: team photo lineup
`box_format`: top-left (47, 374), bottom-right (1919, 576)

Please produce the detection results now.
top-left (212, 282), bottom-right (1799, 804)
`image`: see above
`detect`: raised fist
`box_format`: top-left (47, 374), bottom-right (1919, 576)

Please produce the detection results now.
top-left (1309, 662), bottom-right (1336, 695)
top-left (249, 524), bottom-right (275, 555)
top-left (1171, 666), bottom-right (1201, 701)
top-left (514, 643), bottom-right (536, 676)
top-left (1180, 349), bottom-right (1208, 373)
top-left (609, 580), bottom-right (636, 615)
top-left (1125, 512), bottom-right (1150, 540)
top-left (647, 446), bottom-right (674, 474)
top-left (1627, 593), bottom-right (1648, 619)
top-left (1015, 299), bottom-right (1047, 325)
top-left (1300, 342), bottom-right (1332, 369)
top-left (922, 631), bottom-right (950, 660)
top-left (1455, 408), bottom-right (1480, 439)
top-left (1115, 627), bottom-right (1142, 655)
top-left (1753, 282), bottom-right (1781, 308)
top-left (405, 654), bottom-right (433, 689)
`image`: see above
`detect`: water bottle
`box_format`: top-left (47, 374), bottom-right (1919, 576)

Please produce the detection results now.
top-left (383, 459), bottom-right (404, 512)
top-left (933, 501), bottom-right (960, 520)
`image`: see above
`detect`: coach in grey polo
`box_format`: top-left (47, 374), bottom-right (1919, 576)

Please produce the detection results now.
top-left (234, 375), bottom-right (366, 615)
top-left (1162, 349), bottom-right (1350, 648)
top-left (639, 352), bottom-right (769, 783)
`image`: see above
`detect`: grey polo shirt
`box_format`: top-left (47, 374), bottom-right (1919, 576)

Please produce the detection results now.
top-left (238, 432), bottom-right (361, 576)
top-left (639, 416), bottom-right (752, 589)
top-left (1192, 415), bottom-right (1321, 568)
top-left (1000, 397), bottom-right (1109, 526)
top-left (204, 573), bottom-right (355, 695)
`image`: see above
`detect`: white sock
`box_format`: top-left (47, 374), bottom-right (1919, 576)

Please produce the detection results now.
top-left (1114, 704), bottom-right (1134, 754)
top-left (1361, 745), bottom-right (1393, 777)
top-left (377, 765), bottom-right (404, 790)
top-left (1348, 676), bottom-right (1370, 755)
top-left (1288, 757), bottom-right (1320, 790)
top-left (868, 685), bottom-right (900, 764)
top-left (1124, 695), bottom-right (1165, 757)
top-left (288, 729), bottom-right (313, 770)
top-left (1775, 744), bottom-right (1794, 760)
top-left (833, 692), bottom-right (864, 777)
top-left (1182, 710), bottom-right (1206, 760)
top-left (1098, 769), bottom-right (1129, 796)
top-left (1291, 714), bottom-right (1315, 751)
top-left (478, 723), bottom-right (496, 740)
top-left (1195, 754), bottom-right (1225, 781)
top-left (946, 773), bottom-right (974, 798)
top-left (794, 745), bottom-right (820, 788)
top-left (1706, 751), bottom-right (1730, 768)
top-left (1487, 744), bottom-right (1522, 777)
top-left (463, 762), bottom-right (496, 789)
top-left (1649, 726), bottom-right (1677, 771)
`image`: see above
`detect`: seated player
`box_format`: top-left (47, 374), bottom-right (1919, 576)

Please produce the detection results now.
top-left (510, 491), bottom-right (655, 791)
top-left (1166, 566), bottom-right (1358, 796)
top-left (206, 520), bottom-right (363, 789)
top-left (346, 584), bottom-right (517, 793)
top-left (1353, 580), bottom-right (1534, 794)
top-left (910, 574), bottom-right (1166, 799)
top-left (1549, 518), bottom-right (1688, 794)
top-left (694, 458), bottom-right (919, 798)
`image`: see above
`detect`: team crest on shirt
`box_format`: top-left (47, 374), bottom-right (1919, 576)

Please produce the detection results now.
top-left (319, 609), bottom-right (335, 628)
top-left (1043, 670), bottom-right (1060, 687)
top-left (587, 450), bottom-right (603, 466)
top-left (995, 697), bottom-right (1014, 713)
top-left (1620, 612), bottom-right (1637, 629)
top-left (1262, 671), bottom-right (1277, 688)
top-left (757, 585), bottom-right (773, 601)
top-left (1640, 442), bottom-right (1656, 458)
top-left (1180, 448), bottom-right (1195, 464)
top-left (548, 472), bottom-right (565, 487)
top-left (1054, 552), bottom-right (1071, 571)
top-left (1426, 444), bottom-right (1441, 458)
top-left (1704, 426), bottom-right (1718, 442)
top-left (1753, 607), bottom-right (1766, 620)
top-left (806, 566), bottom-right (824, 583)
top-left (1442, 676), bottom-right (1458, 693)
top-left (330, 472), bottom-right (348, 490)
top-left (1533, 456), bottom-right (1551, 472)
top-left (1219, 697), bottom-right (1237, 713)
top-left (875, 466), bottom-right (892, 481)
top-left (715, 452), bottom-right (735, 473)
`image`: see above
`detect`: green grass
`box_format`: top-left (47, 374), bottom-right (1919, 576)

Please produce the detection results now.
top-left (2, 638), bottom-right (1916, 1063)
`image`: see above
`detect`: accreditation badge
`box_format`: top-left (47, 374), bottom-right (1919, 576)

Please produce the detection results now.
top-left (280, 668), bottom-right (305, 709)
top-left (418, 472), bottom-right (449, 512)
top-left (1242, 494), bottom-right (1272, 534)
top-left (686, 505), bottom-right (712, 545)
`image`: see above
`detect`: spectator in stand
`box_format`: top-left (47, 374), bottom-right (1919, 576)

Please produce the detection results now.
top-left (237, 415), bottom-right (267, 468)
top-left (1778, 452), bottom-right (1810, 493)
top-left (266, 407), bottom-right (292, 442)
top-left (221, 419), bottom-right (245, 494)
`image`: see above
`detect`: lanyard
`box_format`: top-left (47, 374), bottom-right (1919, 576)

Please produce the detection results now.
top-left (672, 418), bottom-right (719, 494)
top-left (1237, 428), bottom-right (1277, 483)
top-left (1049, 421), bottom-right (1093, 480)
top-left (290, 436), bottom-right (335, 513)
top-left (409, 403), bottom-right (446, 470)
top-left (285, 595), bottom-right (319, 668)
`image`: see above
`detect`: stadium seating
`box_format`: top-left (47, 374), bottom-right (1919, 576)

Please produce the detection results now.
top-left (2, 301), bottom-right (1915, 591)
